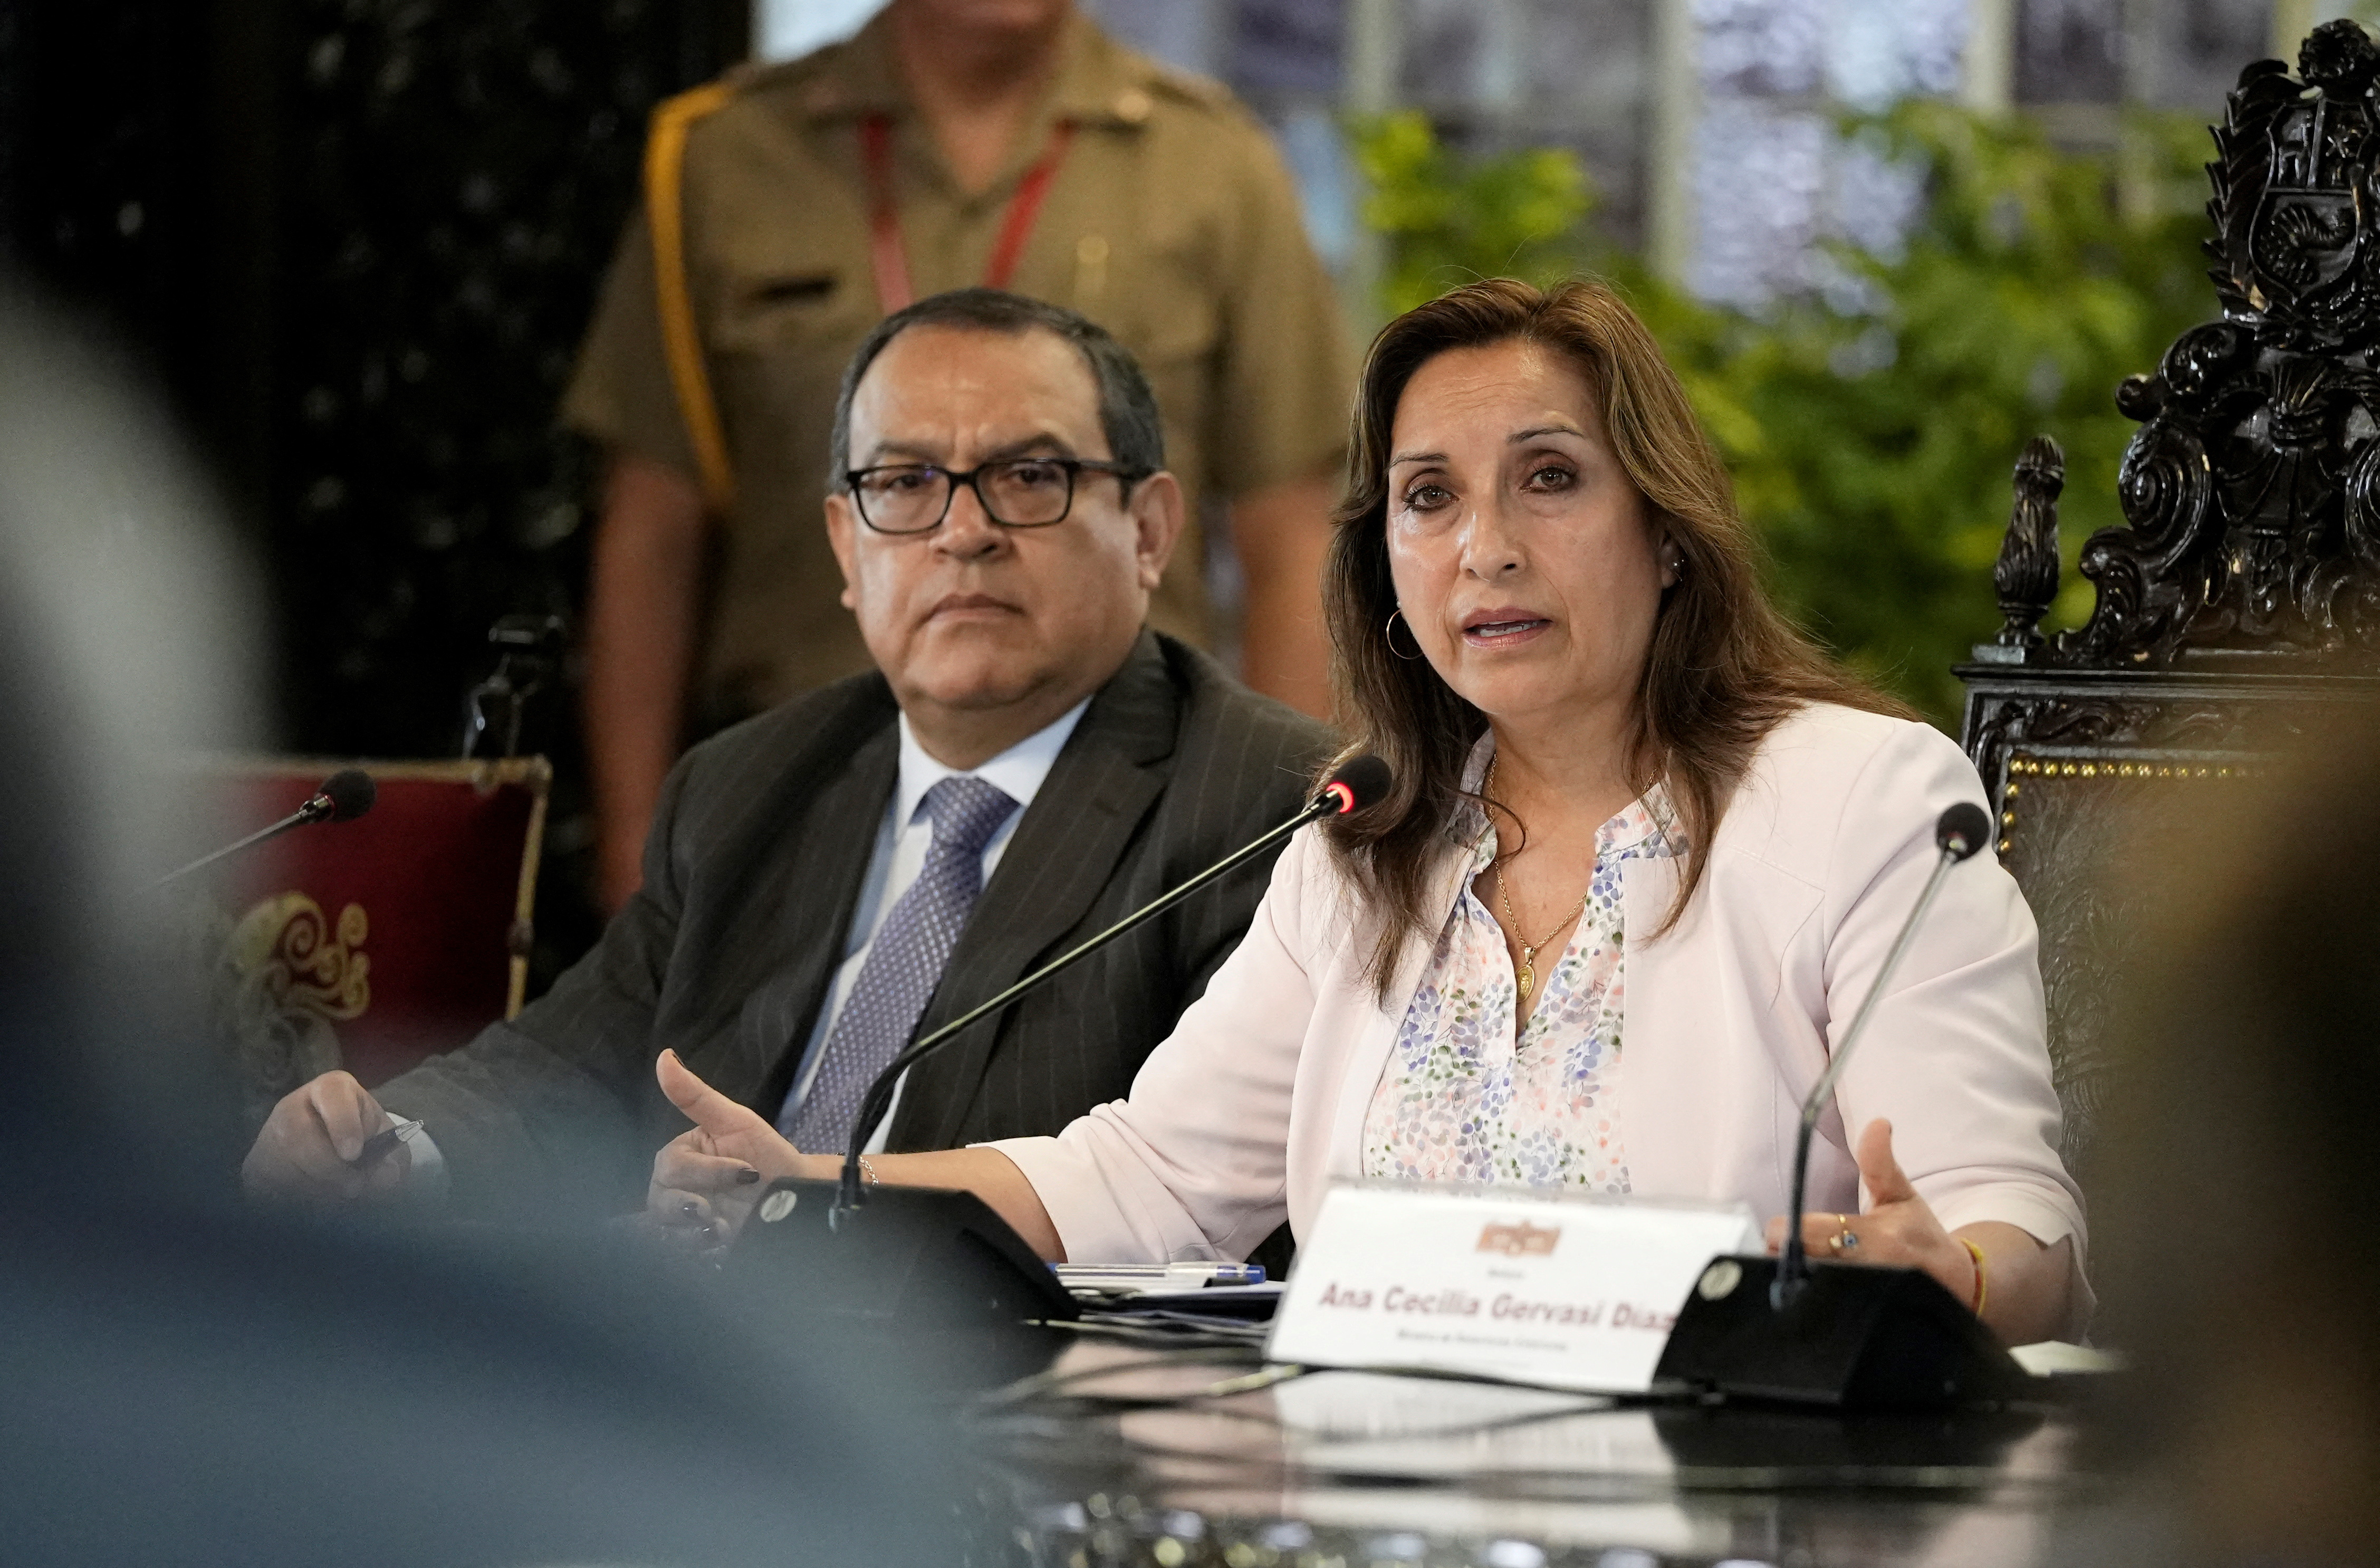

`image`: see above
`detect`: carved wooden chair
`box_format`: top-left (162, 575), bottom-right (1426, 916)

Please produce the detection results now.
top-left (1958, 18), bottom-right (2380, 1190)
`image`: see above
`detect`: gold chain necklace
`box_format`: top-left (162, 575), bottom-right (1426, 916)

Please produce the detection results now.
top-left (1483, 757), bottom-right (1592, 1005)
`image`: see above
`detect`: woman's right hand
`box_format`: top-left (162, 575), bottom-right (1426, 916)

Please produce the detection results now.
top-left (646, 1048), bottom-right (813, 1247)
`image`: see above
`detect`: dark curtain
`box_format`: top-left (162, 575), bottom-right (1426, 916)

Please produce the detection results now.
top-left (0, 0), bottom-right (750, 988)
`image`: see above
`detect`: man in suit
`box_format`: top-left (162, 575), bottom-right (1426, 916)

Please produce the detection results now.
top-left (241, 289), bottom-right (1334, 1218)
top-left (572, 0), bottom-right (1352, 914)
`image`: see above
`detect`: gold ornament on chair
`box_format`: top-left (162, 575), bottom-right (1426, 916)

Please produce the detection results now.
top-left (227, 892), bottom-right (372, 1023)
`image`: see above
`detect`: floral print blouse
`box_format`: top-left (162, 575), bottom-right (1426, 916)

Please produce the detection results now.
top-left (1360, 774), bottom-right (1683, 1194)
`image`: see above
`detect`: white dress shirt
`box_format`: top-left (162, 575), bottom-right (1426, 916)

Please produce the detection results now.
top-left (784, 697), bottom-right (1089, 1152)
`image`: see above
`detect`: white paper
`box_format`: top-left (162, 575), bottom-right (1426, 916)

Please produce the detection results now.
top-left (2009, 1340), bottom-right (2125, 1375)
top-left (1267, 1184), bottom-right (1759, 1394)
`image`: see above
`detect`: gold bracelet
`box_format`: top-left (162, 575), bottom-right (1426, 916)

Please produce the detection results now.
top-left (857, 1155), bottom-right (882, 1187)
top-left (1959, 1236), bottom-right (1989, 1317)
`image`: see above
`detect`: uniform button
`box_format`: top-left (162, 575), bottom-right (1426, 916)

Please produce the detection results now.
top-left (1112, 88), bottom-right (1153, 125)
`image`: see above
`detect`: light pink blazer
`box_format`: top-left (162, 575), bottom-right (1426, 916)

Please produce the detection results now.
top-left (991, 704), bottom-right (2087, 1315)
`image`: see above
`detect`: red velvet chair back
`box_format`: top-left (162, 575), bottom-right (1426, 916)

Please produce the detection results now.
top-left (195, 757), bottom-right (550, 1088)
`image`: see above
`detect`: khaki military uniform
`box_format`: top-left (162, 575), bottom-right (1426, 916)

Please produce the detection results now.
top-left (564, 11), bottom-right (1355, 723)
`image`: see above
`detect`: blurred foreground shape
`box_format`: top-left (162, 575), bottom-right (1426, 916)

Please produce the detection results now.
top-left (0, 281), bottom-right (953, 1568)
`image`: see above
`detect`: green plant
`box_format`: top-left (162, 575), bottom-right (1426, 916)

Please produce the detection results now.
top-left (1353, 110), bottom-right (1597, 315)
top-left (1351, 102), bottom-right (2219, 724)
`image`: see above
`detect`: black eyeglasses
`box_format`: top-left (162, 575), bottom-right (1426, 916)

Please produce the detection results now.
top-left (844, 457), bottom-right (1141, 535)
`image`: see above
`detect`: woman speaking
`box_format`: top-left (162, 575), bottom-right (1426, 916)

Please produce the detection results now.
top-left (649, 279), bottom-right (2087, 1345)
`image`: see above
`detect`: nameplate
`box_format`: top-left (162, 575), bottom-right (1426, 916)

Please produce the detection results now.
top-left (1266, 1184), bottom-right (1760, 1394)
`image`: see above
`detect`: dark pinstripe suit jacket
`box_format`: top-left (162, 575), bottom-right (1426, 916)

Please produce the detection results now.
top-left (377, 631), bottom-right (1333, 1216)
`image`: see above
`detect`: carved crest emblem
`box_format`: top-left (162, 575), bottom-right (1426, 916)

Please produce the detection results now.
top-left (2216, 22), bottom-right (2380, 345)
top-left (2250, 98), bottom-right (2364, 295)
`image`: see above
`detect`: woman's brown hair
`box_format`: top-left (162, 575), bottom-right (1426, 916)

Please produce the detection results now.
top-left (1322, 276), bottom-right (1910, 996)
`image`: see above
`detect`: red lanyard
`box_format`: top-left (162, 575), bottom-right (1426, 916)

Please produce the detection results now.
top-left (859, 113), bottom-right (1076, 313)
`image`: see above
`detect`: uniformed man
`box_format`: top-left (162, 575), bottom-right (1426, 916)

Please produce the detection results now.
top-left (567, 0), bottom-right (1354, 909)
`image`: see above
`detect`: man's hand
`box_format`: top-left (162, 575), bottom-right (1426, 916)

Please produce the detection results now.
top-left (646, 1049), bottom-right (811, 1248)
top-left (242, 1070), bottom-right (411, 1202)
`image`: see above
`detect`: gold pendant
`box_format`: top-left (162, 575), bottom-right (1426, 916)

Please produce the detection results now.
top-left (1517, 950), bottom-right (1536, 1003)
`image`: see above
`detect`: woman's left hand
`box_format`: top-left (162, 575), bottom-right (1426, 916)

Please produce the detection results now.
top-left (1764, 1117), bottom-right (1977, 1309)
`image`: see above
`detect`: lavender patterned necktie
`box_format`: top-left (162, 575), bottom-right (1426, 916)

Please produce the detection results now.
top-left (783, 774), bottom-right (1020, 1151)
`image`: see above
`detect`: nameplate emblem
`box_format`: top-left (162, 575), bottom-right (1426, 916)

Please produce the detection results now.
top-left (1268, 1184), bottom-right (1759, 1394)
top-left (1476, 1219), bottom-right (1559, 1256)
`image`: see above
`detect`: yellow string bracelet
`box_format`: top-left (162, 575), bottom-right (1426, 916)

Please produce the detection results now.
top-left (1958, 1236), bottom-right (1989, 1317)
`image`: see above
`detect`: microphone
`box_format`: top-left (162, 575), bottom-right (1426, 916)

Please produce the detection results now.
top-left (831, 754), bottom-right (1393, 1219)
top-left (1652, 800), bottom-right (2026, 1410)
top-left (1773, 800), bottom-right (1990, 1306)
top-left (153, 768), bottom-right (378, 887)
top-left (313, 768), bottom-right (379, 823)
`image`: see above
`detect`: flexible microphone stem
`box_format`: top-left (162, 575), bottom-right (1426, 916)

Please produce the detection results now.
top-left (152, 812), bottom-right (324, 887)
top-left (1774, 800), bottom-right (1991, 1307)
top-left (831, 758), bottom-right (1388, 1221)
top-left (151, 769), bottom-right (378, 889)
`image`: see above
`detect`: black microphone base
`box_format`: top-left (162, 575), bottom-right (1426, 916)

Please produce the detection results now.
top-left (726, 1179), bottom-right (1078, 1331)
top-left (1652, 1255), bottom-right (2028, 1412)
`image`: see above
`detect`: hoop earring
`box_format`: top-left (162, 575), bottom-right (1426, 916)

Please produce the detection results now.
top-left (1383, 609), bottom-right (1425, 661)
top-left (1661, 548), bottom-right (1685, 585)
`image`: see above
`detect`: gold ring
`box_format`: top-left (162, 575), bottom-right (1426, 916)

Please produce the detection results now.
top-left (1829, 1213), bottom-right (1853, 1254)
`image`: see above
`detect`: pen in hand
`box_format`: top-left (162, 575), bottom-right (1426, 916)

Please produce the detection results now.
top-left (351, 1116), bottom-right (424, 1172)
